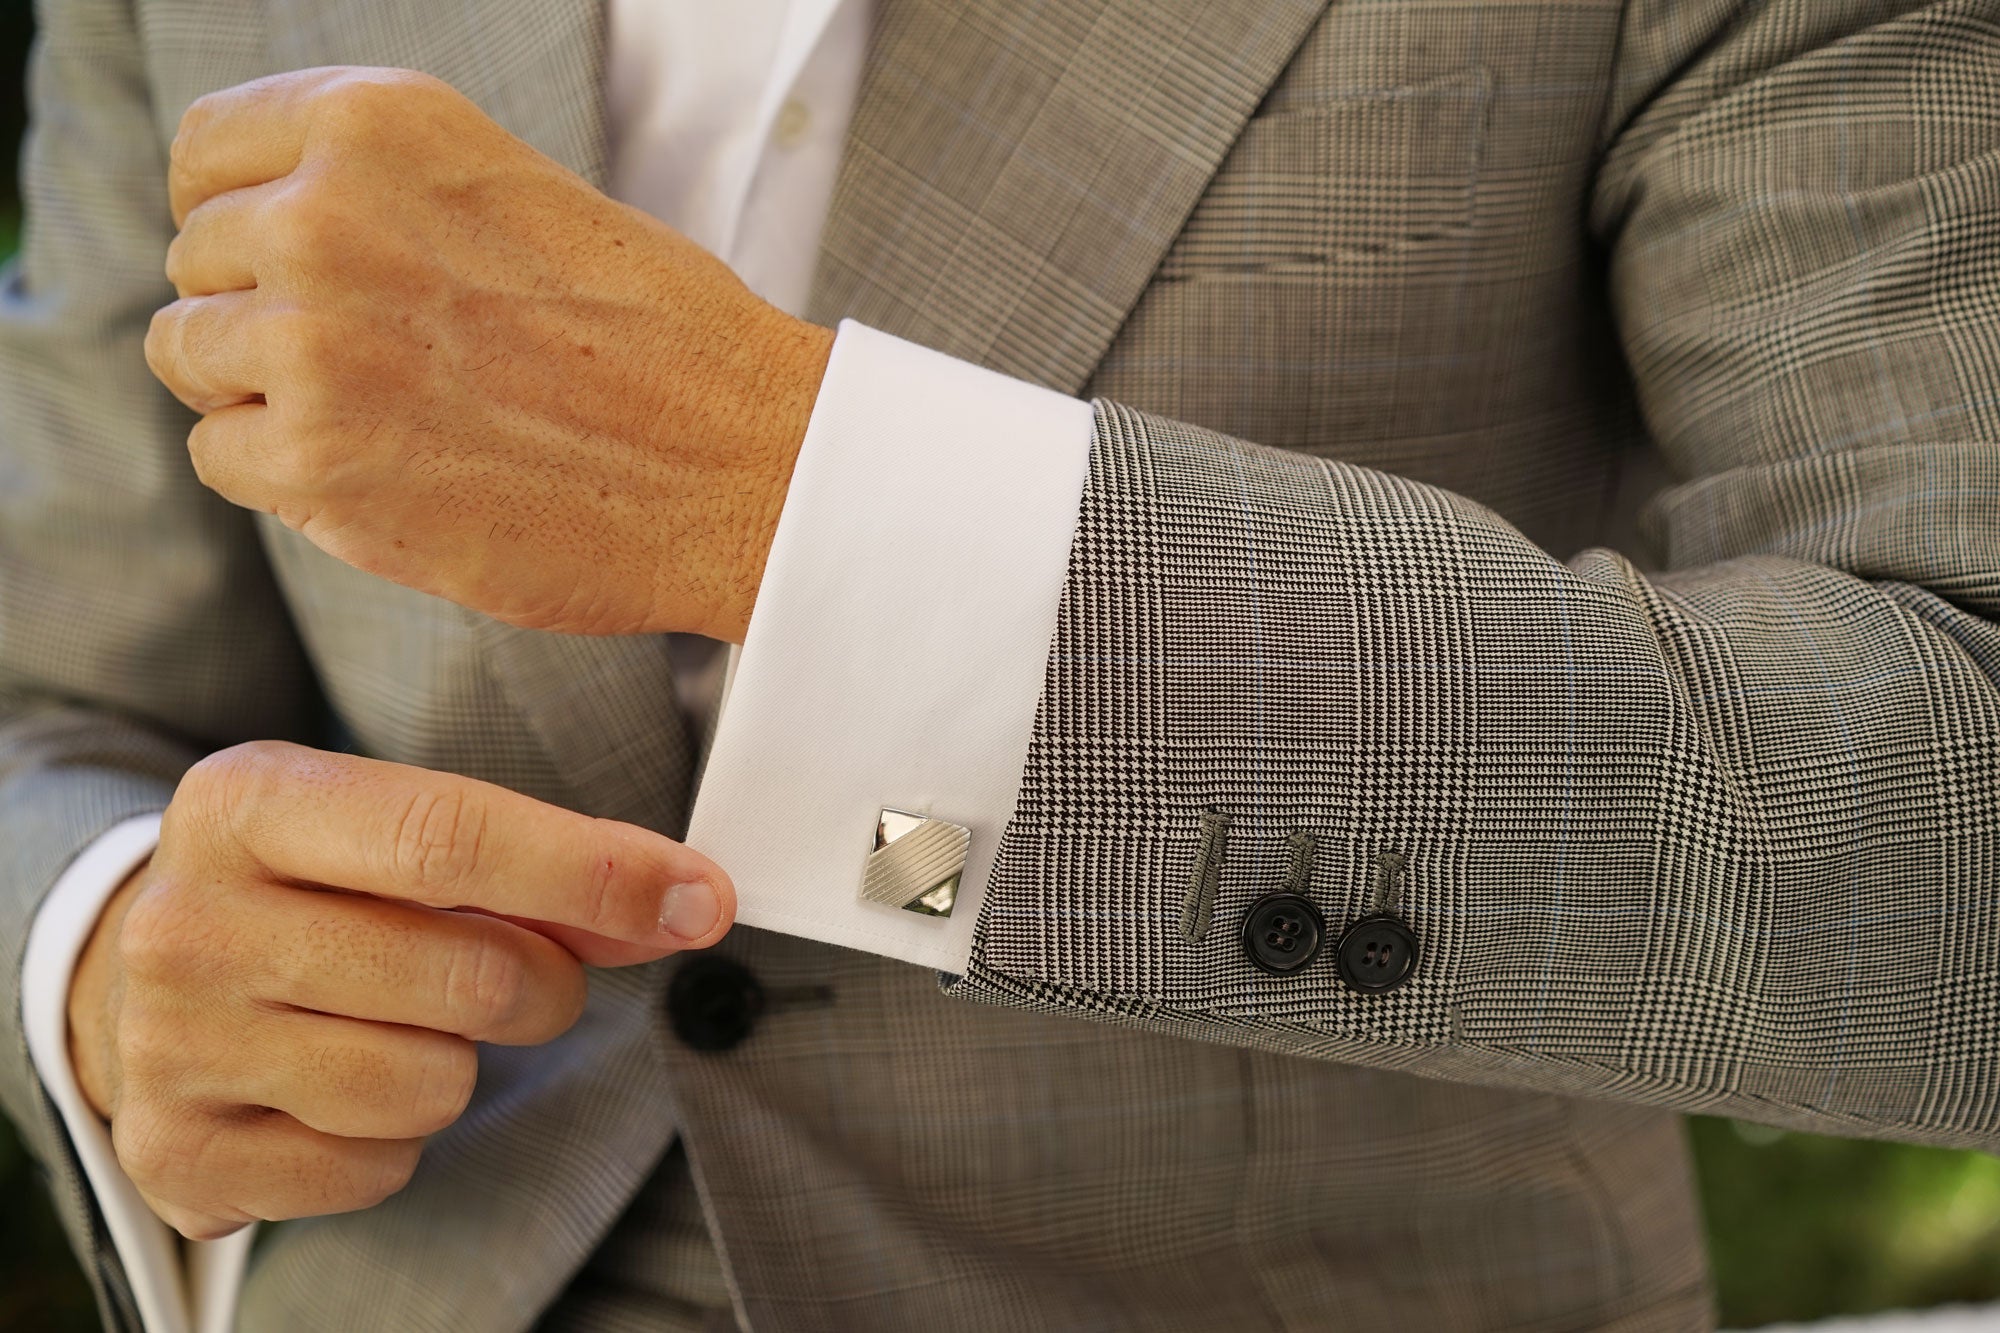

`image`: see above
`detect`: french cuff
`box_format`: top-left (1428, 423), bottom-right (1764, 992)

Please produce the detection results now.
top-left (685, 320), bottom-right (1093, 974)
top-left (22, 813), bottom-right (254, 1333)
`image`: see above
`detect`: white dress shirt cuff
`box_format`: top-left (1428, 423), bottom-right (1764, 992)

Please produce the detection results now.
top-left (686, 320), bottom-right (1093, 974)
top-left (22, 813), bottom-right (253, 1333)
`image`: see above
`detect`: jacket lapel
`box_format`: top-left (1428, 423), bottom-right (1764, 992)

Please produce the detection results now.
top-left (807, 0), bottom-right (1328, 394)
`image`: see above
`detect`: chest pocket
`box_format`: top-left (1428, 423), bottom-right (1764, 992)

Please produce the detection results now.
top-left (1156, 65), bottom-right (1493, 280)
top-left (1094, 63), bottom-right (1501, 449)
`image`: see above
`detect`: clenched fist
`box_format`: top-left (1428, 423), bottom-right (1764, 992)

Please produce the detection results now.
top-left (145, 66), bottom-right (835, 642)
top-left (65, 742), bottom-right (734, 1239)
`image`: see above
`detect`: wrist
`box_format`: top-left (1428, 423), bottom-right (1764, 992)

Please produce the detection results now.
top-left (67, 859), bottom-right (149, 1122)
top-left (699, 311), bottom-right (834, 644)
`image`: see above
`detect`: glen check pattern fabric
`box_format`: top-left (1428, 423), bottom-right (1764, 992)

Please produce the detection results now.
top-left (954, 0), bottom-right (2000, 1148)
top-left (0, 0), bottom-right (1989, 1330)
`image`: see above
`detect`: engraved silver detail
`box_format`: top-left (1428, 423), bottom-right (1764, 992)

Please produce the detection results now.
top-left (862, 808), bottom-right (969, 917)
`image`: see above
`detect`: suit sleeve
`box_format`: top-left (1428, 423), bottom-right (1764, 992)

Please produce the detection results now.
top-left (0, 0), bottom-right (318, 1315)
top-left (945, 0), bottom-right (2000, 1150)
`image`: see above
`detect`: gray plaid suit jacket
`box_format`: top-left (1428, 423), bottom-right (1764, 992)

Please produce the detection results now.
top-left (3, 0), bottom-right (1995, 1327)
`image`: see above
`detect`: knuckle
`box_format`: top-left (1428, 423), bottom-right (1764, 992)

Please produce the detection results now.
top-left (115, 878), bottom-right (207, 981)
top-left (157, 305), bottom-right (232, 412)
top-left (233, 738), bottom-right (315, 804)
top-left (108, 1014), bottom-right (155, 1088)
top-left (377, 1143), bottom-right (424, 1203)
top-left (389, 787), bottom-right (486, 898)
top-left (403, 1038), bottom-right (477, 1134)
top-left (184, 414), bottom-right (235, 496)
top-left (253, 940), bottom-right (311, 1008)
top-left (315, 80), bottom-right (382, 132)
top-left (162, 230), bottom-right (193, 292)
top-left (167, 130), bottom-right (194, 181)
top-left (143, 303), bottom-right (179, 377)
top-left (174, 89), bottom-right (219, 137)
top-left (171, 741), bottom-right (322, 869)
top-left (443, 932), bottom-right (526, 1038)
top-left (113, 1105), bottom-right (206, 1193)
top-left (316, 71), bottom-right (428, 137)
top-left (181, 740), bottom-right (295, 808)
top-left (145, 302), bottom-right (212, 407)
top-left (175, 748), bottom-right (236, 807)
top-left (113, 998), bottom-right (181, 1080)
top-left (167, 100), bottom-right (213, 176)
top-left (349, 1140), bottom-right (423, 1212)
top-left (274, 191), bottom-right (346, 266)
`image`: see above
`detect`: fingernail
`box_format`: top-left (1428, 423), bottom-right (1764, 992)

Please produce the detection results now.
top-left (660, 880), bottom-right (720, 942)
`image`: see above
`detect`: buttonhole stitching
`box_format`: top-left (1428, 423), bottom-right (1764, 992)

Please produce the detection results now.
top-left (1280, 829), bottom-right (1317, 897)
top-left (1372, 850), bottom-right (1407, 913)
top-left (1180, 809), bottom-right (1231, 941)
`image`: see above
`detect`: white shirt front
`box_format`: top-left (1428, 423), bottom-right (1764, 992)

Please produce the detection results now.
top-left (604, 0), bottom-right (867, 317)
top-left (21, 2), bottom-right (1095, 1330)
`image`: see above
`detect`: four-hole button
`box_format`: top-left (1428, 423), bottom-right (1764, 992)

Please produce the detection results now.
top-left (1241, 893), bottom-right (1326, 975)
top-left (1334, 913), bottom-right (1418, 993)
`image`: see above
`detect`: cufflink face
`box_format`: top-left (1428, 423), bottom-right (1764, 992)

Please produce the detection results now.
top-left (861, 808), bottom-right (969, 917)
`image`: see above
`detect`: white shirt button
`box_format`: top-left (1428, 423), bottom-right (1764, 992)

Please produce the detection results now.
top-left (773, 97), bottom-right (812, 148)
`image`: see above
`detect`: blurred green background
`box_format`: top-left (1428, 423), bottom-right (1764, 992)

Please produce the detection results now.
top-left (0, 2), bottom-right (1998, 1329)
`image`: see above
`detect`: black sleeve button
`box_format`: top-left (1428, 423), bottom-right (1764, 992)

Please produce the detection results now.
top-left (1241, 893), bottom-right (1326, 975)
top-left (1335, 913), bottom-right (1418, 993)
top-left (668, 956), bottom-right (765, 1052)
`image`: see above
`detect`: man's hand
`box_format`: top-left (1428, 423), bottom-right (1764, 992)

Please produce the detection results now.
top-left (64, 741), bottom-right (734, 1240)
top-left (144, 67), bottom-right (835, 643)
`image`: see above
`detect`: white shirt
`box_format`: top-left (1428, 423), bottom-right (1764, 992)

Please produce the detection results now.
top-left (20, 2), bottom-right (1094, 1329)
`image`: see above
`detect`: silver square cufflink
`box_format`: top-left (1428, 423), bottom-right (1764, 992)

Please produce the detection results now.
top-left (860, 807), bottom-right (969, 917)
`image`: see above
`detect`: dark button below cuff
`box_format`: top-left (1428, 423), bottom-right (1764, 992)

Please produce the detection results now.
top-left (1335, 913), bottom-right (1418, 993)
top-left (668, 956), bottom-right (765, 1052)
top-left (1242, 893), bottom-right (1326, 975)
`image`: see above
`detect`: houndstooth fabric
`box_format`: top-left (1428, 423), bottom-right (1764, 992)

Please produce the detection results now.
top-left (0, 0), bottom-right (1991, 1328)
